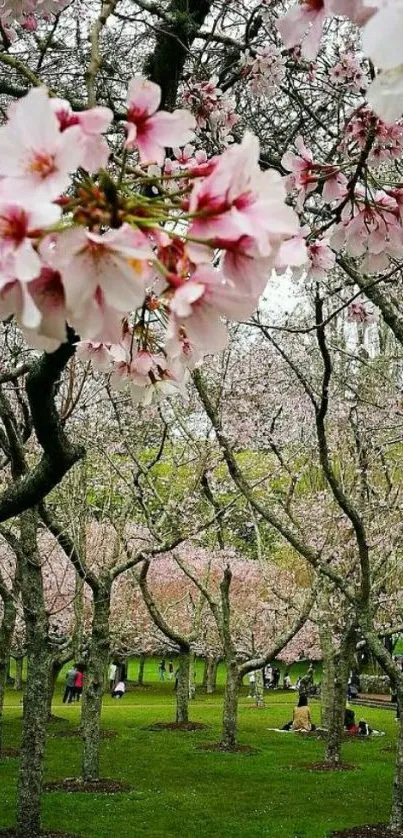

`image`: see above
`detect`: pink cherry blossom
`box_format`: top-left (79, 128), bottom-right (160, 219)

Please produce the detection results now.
top-left (164, 323), bottom-right (203, 371)
top-left (220, 236), bottom-right (280, 297)
top-left (281, 136), bottom-right (316, 208)
top-left (282, 136), bottom-right (347, 207)
top-left (331, 187), bottom-right (403, 273)
top-left (275, 230), bottom-right (309, 274)
top-left (277, 0), bottom-right (377, 60)
top-left (306, 238), bottom-right (336, 281)
top-left (169, 265), bottom-right (261, 353)
top-left (329, 53), bottom-right (367, 92)
top-left (111, 350), bottom-right (186, 405)
top-left (183, 78), bottom-right (239, 145)
top-left (75, 340), bottom-right (116, 371)
top-left (51, 98), bottom-right (113, 173)
top-left (125, 77), bottom-right (195, 165)
top-left (188, 132), bottom-right (298, 267)
top-left (0, 197), bottom-right (60, 283)
top-left (0, 87), bottom-right (83, 200)
top-left (348, 301), bottom-right (376, 323)
top-left (45, 223), bottom-right (153, 320)
top-left (276, 1), bottom-right (327, 61)
top-left (21, 267), bottom-right (68, 350)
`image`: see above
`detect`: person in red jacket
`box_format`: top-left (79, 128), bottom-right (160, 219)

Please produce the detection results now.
top-left (74, 668), bottom-right (84, 702)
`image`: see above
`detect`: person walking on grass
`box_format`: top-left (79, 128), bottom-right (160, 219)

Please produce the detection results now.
top-left (74, 667), bottom-right (84, 702)
top-left (158, 659), bottom-right (166, 681)
top-left (63, 665), bottom-right (77, 704)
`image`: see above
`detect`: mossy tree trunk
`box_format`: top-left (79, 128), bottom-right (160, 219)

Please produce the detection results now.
top-left (206, 656), bottom-right (217, 694)
top-left (137, 653), bottom-right (145, 685)
top-left (206, 656), bottom-right (219, 694)
top-left (221, 660), bottom-right (240, 749)
top-left (391, 687), bottom-right (403, 832)
top-left (176, 648), bottom-right (190, 724)
top-left (46, 659), bottom-right (63, 720)
top-left (254, 669), bottom-right (264, 708)
top-left (16, 511), bottom-right (51, 838)
top-left (14, 656), bottom-right (23, 691)
top-left (319, 625), bottom-right (335, 728)
top-left (202, 657), bottom-right (208, 689)
top-left (325, 627), bottom-right (355, 767)
top-left (188, 650), bottom-right (196, 699)
top-left (81, 580), bottom-right (111, 782)
top-left (0, 586), bottom-right (17, 754)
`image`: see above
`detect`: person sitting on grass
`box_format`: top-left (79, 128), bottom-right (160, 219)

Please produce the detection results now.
top-left (344, 708), bottom-right (359, 734)
top-left (112, 680), bottom-right (125, 698)
top-left (281, 694), bottom-right (316, 731)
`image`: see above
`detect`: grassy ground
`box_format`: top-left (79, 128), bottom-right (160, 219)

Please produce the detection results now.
top-left (0, 657), bottom-right (397, 837)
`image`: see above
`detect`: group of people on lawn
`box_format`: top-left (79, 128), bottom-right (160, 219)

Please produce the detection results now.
top-left (63, 661), bottom-right (126, 703)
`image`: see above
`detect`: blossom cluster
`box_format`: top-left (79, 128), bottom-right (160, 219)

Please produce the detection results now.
top-left (0, 78), bottom-right (302, 404)
top-left (341, 108), bottom-right (403, 166)
top-left (0, 0), bottom-right (67, 37)
top-left (240, 44), bottom-right (286, 98)
top-left (277, 1), bottom-right (403, 123)
top-left (328, 52), bottom-right (366, 93)
top-left (182, 78), bottom-right (240, 146)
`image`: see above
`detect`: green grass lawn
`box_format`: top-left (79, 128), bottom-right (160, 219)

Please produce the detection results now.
top-left (0, 657), bottom-right (397, 837)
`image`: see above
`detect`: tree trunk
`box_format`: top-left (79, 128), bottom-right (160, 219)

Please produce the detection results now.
top-left (17, 645), bottom-right (51, 837)
top-left (81, 583), bottom-right (111, 781)
top-left (0, 594), bottom-right (16, 754)
top-left (254, 669), bottom-right (265, 708)
top-left (176, 649), bottom-right (190, 724)
top-left (391, 688), bottom-right (403, 831)
top-left (188, 651), bottom-right (196, 699)
top-left (319, 625), bottom-right (335, 728)
top-left (325, 628), bottom-right (354, 767)
top-left (202, 657), bottom-right (208, 689)
top-left (137, 653), bottom-right (145, 686)
top-left (221, 662), bottom-right (240, 749)
top-left (72, 571), bottom-right (85, 661)
top-left (47, 660), bottom-right (63, 720)
top-left (14, 657), bottom-right (23, 690)
top-left (206, 656), bottom-right (215, 694)
top-left (16, 511), bottom-right (51, 838)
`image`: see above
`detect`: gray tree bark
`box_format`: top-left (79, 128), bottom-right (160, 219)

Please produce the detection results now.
top-left (221, 661), bottom-right (240, 749)
top-left (0, 589), bottom-right (16, 754)
top-left (14, 656), bottom-right (23, 690)
top-left (254, 669), bottom-right (265, 708)
top-left (81, 582), bottom-right (111, 781)
top-left (391, 688), bottom-right (403, 831)
top-left (202, 657), bottom-right (208, 689)
top-left (137, 653), bottom-right (145, 685)
top-left (206, 656), bottom-right (218, 694)
top-left (188, 651), bottom-right (196, 699)
top-left (207, 658), bottom-right (219, 694)
top-left (319, 625), bottom-right (335, 728)
top-left (325, 628), bottom-right (354, 767)
top-left (46, 659), bottom-right (63, 720)
top-left (176, 649), bottom-right (190, 723)
top-left (15, 511), bottom-right (51, 838)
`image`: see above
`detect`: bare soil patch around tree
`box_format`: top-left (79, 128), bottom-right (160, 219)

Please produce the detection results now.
top-left (0, 831), bottom-right (81, 837)
top-left (0, 747), bottom-right (20, 759)
top-left (43, 778), bottom-right (131, 794)
top-left (195, 742), bottom-right (259, 755)
top-left (330, 826), bottom-right (403, 837)
top-left (146, 721), bottom-right (209, 731)
top-left (304, 761), bottom-right (358, 772)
